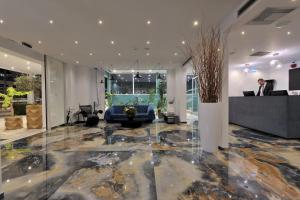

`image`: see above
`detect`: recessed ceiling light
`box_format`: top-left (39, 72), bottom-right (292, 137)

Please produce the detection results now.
top-left (76, 61), bottom-right (79, 64)
top-left (181, 40), bottom-right (186, 45)
top-left (27, 66), bottom-right (31, 70)
top-left (49, 20), bottom-right (54, 24)
top-left (0, 19), bottom-right (4, 24)
top-left (174, 52), bottom-right (178, 56)
top-left (146, 52), bottom-right (150, 56)
top-left (276, 64), bottom-right (282, 68)
top-left (146, 20), bottom-right (151, 25)
top-left (98, 20), bottom-right (103, 25)
top-left (251, 48), bottom-right (255, 52)
top-left (131, 69), bottom-right (135, 73)
top-left (111, 40), bottom-right (115, 45)
top-left (38, 40), bottom-right (42, 44)
top-left (4, 54), bottom-right (8, 58)
top-left (113, 69), bottom-right (117, 73)
top-left (11, 66), bottom-right (15, 70)
top-left (89, 52), bottom-right (93, 56)
top-left (118, 53), bottom-right (121, 56)
top-left (241, 31), bottom-right (246, 35)
top-left (26, 61), bottom-right (31, 65)
top-left (193, 20), bottom-right (199, 26)
top-left (291, 0), bottom-right (296, 2)
top-left (243, 68), bottom-right (249, 73)
top-left (146, 41), bottom-right (150, 45)
top-left (74, 41), bottom-right (79, 45)
top-left (287, 31), bottom-right (291, 35)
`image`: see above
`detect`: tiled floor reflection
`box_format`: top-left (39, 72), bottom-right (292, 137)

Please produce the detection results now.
top-left (1, 121), bottom-right (300, 200)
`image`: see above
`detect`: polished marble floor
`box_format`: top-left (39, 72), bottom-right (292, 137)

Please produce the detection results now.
top-left (1, 121), bottom-right (300, 200)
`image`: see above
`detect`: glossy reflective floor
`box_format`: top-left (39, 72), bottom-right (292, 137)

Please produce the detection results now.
top-left (1, 121), bottom-right (300, 200)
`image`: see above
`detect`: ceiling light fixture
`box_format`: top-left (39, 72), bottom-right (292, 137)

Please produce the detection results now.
top-left (11, 66), bottom-right (15, 70)
top-left (98, 20), bottom-right (103, 25)
top-left (4, 54), bottom-right (8, 58)
top-left (26, 61), bottom-right (30, 65)
top-left (27, 66), bottom-right (31, 70)
top-left (181, 40), bottom-right (186, 45)
top-left (111, 40), bottom-right (115, 45)
top-left (149, 70), bottom-right (152, 73)
top-left (89, 52), bottom-right (93, 56)
top-left (147, 20), bottom-right (151, 25)
top-left (174, 52), bottom-right (178, 56)
top-left (74, 41), bottom-right (79, 45)
top-left (146, 41), bottom-right (150, 45)
top-left (251, 48), bottom-right (255, 52)
top-left (241, 31), bottom-right (246, 35)
top-left (49, 20), bottom-right (54, 24)
top-left (113, 69), bottom-right (117, 73)
top-left (38, 40), bottom-right (42, 44)
top-left (193, 20), bottom-right (199, 26)
top-left (118, 53), bottom-right (121, 56)
top-left (146, 52), bottom-right (150, 56)
top-left (131, 69), bottom-right (135, 73)
top-left (0, 19), bottom-right (4, 24)
top-left (76, 61), bottom-right (79, 64)
top-left (287, 31), bottom-right (291, 35)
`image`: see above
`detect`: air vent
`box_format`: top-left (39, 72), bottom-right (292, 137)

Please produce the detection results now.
top-left (247, 7), bottom-right (296, 25)
top-left (250, 51), bottom-right (271, 57)
top-left (238, 0), bottom-right (258, 17)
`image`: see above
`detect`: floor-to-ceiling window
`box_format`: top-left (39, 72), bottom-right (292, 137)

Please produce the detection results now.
top-left (186, 74), bottom-right (198, 119)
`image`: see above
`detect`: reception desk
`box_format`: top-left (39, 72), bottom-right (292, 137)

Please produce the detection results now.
top-left (229, 96), bottom-right (300, 139)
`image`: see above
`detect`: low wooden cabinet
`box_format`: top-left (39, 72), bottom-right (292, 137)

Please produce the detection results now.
top-left (5, 117), bottom-right (23, 130)
top-left (26, 104), bottom-right (43, 129)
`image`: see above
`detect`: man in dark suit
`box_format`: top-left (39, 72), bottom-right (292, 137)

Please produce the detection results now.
top-left (257, 78), bottom-right (273, 96)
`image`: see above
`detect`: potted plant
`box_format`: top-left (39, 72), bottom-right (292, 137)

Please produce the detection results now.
top-left (186, 27), bottom-right (225, 152)
top-left (124, 106), bottom-right (137, 120)
top-left (0, 87), bottom-right (30, 129)
top-left (157, 81), bottom-right (167, 118)
top-left (15, 75), bottom-right (43, 129)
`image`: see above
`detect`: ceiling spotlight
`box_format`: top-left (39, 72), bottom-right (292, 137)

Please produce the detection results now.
top-left (193, 20), bottom-right (199, 26)
top-left (11, 66), bottom-right (15, 70)
top-left (27, 66), bottom-right (31, 70)
top-left (251, 48), bottom-right (255, 52)
top-left (74, 41), bottom-right (79, 45)
top-left (76, 61), bottom-right (79, 64)
top-left (49, 20), bottom-right (54, 24)
top-left (181, 40), bottom-right (186, 45)
top-left (4, 54), bottom-right (8, 58)
top-left (146, 41), bottom-right (150, 45)
top-left (98, 20), bottom-right (103, 25)
top-left (287, 31), bottom-right (291, 35)
top-left (118, 53), bottom-right (121, 56)
top-left (131, 69), bottom-right (135, 73)
top-left (89, 52), bottom-right (93, 56)
top-left (0, 19), bottom-right (4, 24)
top-left (276, 64), bottom-right (282, 69)
top-left (111, 40), bottom-right (115, 45)
top-left (174, 52), bottom-right (178, 56)
top-left (26, 61), bottom-right (31, 65)
top-left (147, 20), bottom-right (151, 25)
top-left (241, 31), bottom-right (246, 35)
top-left (146, 52), bottom-right (150, 56)
top-left (113, 69), bottom-right (117, 73)
top-left (38, 40), bottom-right (42, 44)
top-left (243, 68), bottom-right (249, 73)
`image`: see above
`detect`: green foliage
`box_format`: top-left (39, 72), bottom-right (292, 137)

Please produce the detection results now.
top-left (148, 89), bottom-right (156, 105)
top-left (105, 92), bottom-right (113, 107)
top-left (14, 75), bottom-right (33, 92)
top-left (157, 81), bottom-right (167, 112)
top-left (0, 87), bottom-right (30, 109)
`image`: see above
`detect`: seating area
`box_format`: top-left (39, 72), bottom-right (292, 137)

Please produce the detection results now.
top-left (104, 105), bottom-right (155, 123)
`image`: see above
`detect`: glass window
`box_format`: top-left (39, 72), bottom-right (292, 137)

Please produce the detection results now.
top-left (134, 73), bottom-right (156, 94)
top-left (110, 73), bottom-right (133, 94)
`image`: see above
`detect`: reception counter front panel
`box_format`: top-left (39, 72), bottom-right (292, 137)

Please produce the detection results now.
top-left (229, 96), bottom-right (300, 139)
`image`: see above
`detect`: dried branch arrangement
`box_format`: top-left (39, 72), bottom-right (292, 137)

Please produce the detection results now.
top-left (186, 27), bottom-right (225, 103)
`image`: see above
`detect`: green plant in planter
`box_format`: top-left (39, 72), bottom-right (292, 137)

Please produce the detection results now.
top-left (0, 87), bottom-right (30, 109)
top-left (105, 92), bottom-right (113, 107)
top-left (157, 81), bottom-right (167, 117)
top-left (148, 89), bottom-right (156, 105)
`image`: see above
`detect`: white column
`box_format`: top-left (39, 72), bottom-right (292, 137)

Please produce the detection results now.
top-left (98, 67), bottom-right (105, 119)
top-left (220, 30), bottom-right (230, 148)
top-left (167, 69), bottom-right (176, 112)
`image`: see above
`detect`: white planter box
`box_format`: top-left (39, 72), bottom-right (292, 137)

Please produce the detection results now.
top-left (198, 102), bottom-right (221, 153)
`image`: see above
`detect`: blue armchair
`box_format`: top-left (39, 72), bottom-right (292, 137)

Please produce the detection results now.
top-left (104, 105), bottom-right (155, 123)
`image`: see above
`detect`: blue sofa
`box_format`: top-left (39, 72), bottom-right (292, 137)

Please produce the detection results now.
top-left (104, 105), bottom-right (155, 123)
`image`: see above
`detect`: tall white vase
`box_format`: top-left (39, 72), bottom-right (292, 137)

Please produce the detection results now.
top-left (198, 102), bottom-right (221, 153)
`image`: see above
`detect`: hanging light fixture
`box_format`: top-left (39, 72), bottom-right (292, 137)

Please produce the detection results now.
top-left (134, 72), bottom-right (142, 78)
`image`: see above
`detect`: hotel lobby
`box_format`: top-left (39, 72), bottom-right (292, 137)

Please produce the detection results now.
top-left (0, 0), bottom-right (300, 199)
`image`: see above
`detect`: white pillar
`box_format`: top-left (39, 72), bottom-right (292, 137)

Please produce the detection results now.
top-left (98, 67), bottom-right (105, 119)
top-left (167, 69), bottom-right (176, 112)
top-left (220, 30), bottom-right (230, 148)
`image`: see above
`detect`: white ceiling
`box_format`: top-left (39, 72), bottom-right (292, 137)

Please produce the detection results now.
top-left (229, 0), bottom-right (300, 70)
top-left (0, 48), bottom-right (42, 74)
top-left (0, 0), bottom-right (243, 70)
